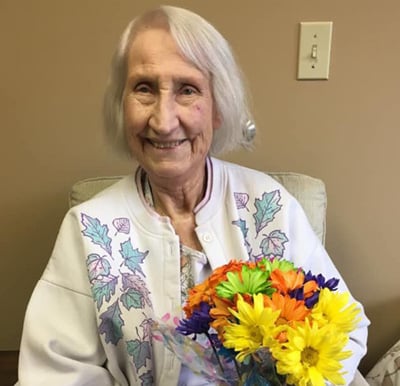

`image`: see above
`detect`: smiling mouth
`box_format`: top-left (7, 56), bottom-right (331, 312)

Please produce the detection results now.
top-left (147, 139), bottom-right (187, 149)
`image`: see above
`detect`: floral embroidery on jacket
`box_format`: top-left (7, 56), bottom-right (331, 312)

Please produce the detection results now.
top-left (81, 213), bottom-right (153, 385)
top-left (232, 189), bottom-right (289, 260)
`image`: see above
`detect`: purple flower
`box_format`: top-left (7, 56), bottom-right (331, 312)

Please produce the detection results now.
top-left (290, 287), bottom-right (321, 308)
top-left (291, 272), bottom-right (340, 307)
top-left (304, 291), bottom-right (320, 308)
top-left (305, 271), bottom-right (339, 291)
top-left (176, 302), bottom-right (212, 337)
top-left (290, 287), bottom-right (305, 301)
top-left (290, 272), bottom-right (340, 307)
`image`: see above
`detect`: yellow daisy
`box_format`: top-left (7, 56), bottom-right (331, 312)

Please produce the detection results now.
top-left (271, 319), bottom-right (351, 386)
top-left (310, 288), bottom-right (361, 333)
top-left (223, 293), bottom-right (280, 362)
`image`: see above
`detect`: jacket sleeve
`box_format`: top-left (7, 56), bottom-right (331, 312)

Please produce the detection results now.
top-left (284, 196), bottom-right (370, 386)
top-left (16, 210), bottom-right (120, 386)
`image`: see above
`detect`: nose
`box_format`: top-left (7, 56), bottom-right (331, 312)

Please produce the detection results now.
top-left (148, 93), bottom-right (179, 135)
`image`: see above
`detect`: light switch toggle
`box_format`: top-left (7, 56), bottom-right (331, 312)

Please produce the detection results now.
top-left (311, 44), bottom-right (318, 59)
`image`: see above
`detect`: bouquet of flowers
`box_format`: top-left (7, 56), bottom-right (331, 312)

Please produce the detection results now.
top-left (152, 257), bottom-right (361, 385)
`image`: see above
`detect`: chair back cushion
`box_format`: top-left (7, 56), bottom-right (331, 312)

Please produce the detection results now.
top-left (69, 172), bottom-right (326, 244)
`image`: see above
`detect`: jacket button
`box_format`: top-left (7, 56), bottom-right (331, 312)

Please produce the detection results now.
top-left (202, 233), bottom-right (213, 242)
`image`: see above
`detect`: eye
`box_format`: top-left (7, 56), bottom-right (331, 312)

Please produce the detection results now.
top-left (180, 85), bottom-right (198, 96)
top-left (134, 83), bottom-right (152, 94)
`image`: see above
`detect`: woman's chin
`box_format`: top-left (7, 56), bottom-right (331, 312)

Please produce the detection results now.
top-left (144, 159), bottom-right (205, 185)
top-left (145, 160), bottom-right (186, 179)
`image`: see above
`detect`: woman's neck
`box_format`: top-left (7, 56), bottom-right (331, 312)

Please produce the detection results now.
top-left (146, 165), bottom-right (207, 219)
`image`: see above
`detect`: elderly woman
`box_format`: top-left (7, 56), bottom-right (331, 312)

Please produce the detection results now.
top-left (16, 5), bottom-right (369, 386)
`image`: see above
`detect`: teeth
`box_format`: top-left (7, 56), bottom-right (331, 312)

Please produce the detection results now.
top-left (150, 140), bottom-right (184, 149)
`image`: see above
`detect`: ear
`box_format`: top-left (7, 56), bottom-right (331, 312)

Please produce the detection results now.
top-left (212, 109), bottom-right (222, 131)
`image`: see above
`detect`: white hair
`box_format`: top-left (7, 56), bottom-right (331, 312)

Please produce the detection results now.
top-left (103, 5), bottom-right (255, 157)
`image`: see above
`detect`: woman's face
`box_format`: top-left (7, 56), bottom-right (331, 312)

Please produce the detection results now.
top-left (123, 27), bottom-right (220, 183)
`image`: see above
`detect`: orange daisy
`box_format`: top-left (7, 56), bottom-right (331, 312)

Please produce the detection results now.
top-left (270, 269), bottom-right (305, 294)
top-left (303, 279), bottom-right (319, 299)
top-left (208, 260), bottom-right (251, 288)
top-left (264, 292), bottom-right (310, 324)
top-left (263, 292), bottom-right (310, 343)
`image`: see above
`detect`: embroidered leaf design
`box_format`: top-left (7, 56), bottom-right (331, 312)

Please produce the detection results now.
top-left (260, 230), bottom-right (289, 257)
top-left (139, 317), bottom-right (154, 341)
top-left (99, 301), bottom-right (124, 344)
top-left (139, 370), bottom-right (154, 386)
top-left (120, 239), bottom-right (148, 277)
top-left (121, 289), bottom-right (144, 310)
top-left (113, 217), bottom-right (130, 235)
top-left (92, 275), bottom-right (118, 310)
top-left (253, 190), bottom-right (282, 235)
top-left (232, 218), bottom-right (252, 255)
top-left (234, 192), bottom-right (250, 211)
top-left (81, 213), bottom-right (112, 254)
top-left (121, 272), bottom-right (152, 308)
top-left (87, 254), bottom-right (111, 281)
top-left (232, 219), bottom-right (249, 239)
top-left (127, 339), bottom-right (151, 371)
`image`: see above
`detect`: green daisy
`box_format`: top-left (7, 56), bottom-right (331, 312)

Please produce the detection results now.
top-left (216, 264), bottom-right (274, 299)
top-left (259, 257), bottom-right (297, 274)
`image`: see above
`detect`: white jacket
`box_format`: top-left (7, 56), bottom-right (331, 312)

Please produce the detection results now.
top-left (17, 158), bottom-right (369, 385)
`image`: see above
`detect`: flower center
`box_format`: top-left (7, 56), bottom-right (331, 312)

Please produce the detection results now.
top-left (249, 326), bottom-right (262, 342)
top-left (301, 347), bottom-right (319, 366)
top-left (277, 316), bottom-right (288, 325)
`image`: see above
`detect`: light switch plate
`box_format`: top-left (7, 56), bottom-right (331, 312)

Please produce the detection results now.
top-left (297, 22), bottom-right (333, 80)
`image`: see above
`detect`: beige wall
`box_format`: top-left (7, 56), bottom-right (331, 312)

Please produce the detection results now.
top-left (1, 0), bottom-right (399, 374)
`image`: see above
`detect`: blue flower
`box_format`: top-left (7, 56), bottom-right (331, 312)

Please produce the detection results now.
top-left (176, 302), bottom-right (212, 337)
top-left (289, 286), bottom-right (319, 307)
top-left (304, 291), bottom-right (320, 308)
top-left (290, 272), bottom-right (341, 307)
top-left (305, 271), bottom-right (339, 291)
top-left (290, 273), bottom-right (340, 307)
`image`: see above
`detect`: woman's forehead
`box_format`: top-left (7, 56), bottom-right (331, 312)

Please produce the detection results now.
top-left (126, 28), bottom-right (209, 81)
